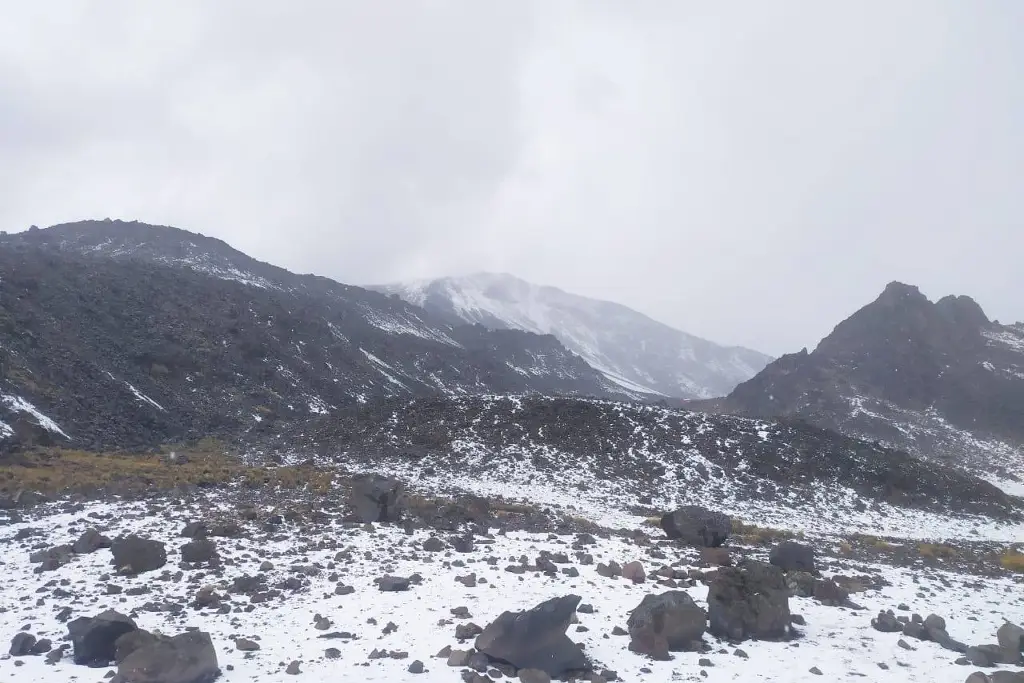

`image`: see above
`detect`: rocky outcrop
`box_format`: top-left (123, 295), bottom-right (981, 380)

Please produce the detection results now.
top-left (711, 281), bottom-right (1024, 471)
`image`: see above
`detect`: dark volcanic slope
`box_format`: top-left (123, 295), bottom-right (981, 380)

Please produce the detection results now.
top-left (0, 233), bottom-right (624, 452)
top-left (705, 282), bottom-right (1024, 473)
top-left (267, 395), bottom-right (1018, 520)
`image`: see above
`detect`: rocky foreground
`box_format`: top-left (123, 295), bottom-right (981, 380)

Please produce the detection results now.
top-left (1, 474), bottom-right (1023, 683)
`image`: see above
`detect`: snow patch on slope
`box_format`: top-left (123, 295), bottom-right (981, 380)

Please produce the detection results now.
top-left (0, 394), bottom-right (70, 439)
top-left (374, 273), bottom-right (772, 399)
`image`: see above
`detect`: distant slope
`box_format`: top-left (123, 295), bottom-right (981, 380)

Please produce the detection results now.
top-left (371, 273), bottom-right (771, 399)
top-left (708, 281), bottom-right (1024, 477)
top-left (267, 394), bottom-right (1019, 520)
top-left (0, 221), bottom-right (633, 452)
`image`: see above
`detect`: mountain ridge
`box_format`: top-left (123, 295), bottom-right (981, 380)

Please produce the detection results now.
top-left (703, 280), bottom-right (1024, 476)
top-left (371, 272), bottom-right (772, 399)
top-left (0, 220), bottom-right (638, 452)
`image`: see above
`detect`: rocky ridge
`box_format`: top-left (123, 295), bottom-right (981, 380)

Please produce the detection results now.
top-left (0, 222), bottom-right (633, 452)
top-left (702, 282), bottom-right (1024, 476)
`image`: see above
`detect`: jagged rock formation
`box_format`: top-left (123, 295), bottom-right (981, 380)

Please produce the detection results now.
top-left (704, 282), bottom-right (1024, 475)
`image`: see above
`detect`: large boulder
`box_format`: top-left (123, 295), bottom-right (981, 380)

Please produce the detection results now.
top-left (115, 630), bottom-right (174, 664)
top-left (73, 528), bottom-right (113, 554)
top-left (349, 474), bottom-right (406, 524)
top-left (660, 506), bottom-right (731, 547)
top-left (998, 622), bottom-right (1024, 657)
top-left (475, 595), bottom-right (590, 677)
top-left (180, 539), bottom-right (218, 565)
top-left (111, 535), bottom-right (167, 575)
top-left (116, 630), bottom-right (220, 683)
top-left (707, 561), bottom-right (791, 641)
top-left (68, 610), bottom-right (138, 666)
top-left (769, 541), bottom-right (816, 573)
top-left (627, 591), bottom-right (707, 659)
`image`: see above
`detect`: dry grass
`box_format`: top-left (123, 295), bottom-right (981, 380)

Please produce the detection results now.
top-left (917, 543), bottom-right (958, 560)
top-left (1000, 549), bottom-right (1024, 573)
top-left (1, 441), bottom-right (333, 498)
top-left (731, 519), bottom-right (802, 546)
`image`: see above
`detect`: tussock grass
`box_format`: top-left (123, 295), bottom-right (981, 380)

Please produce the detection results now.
top-left (1, 440), bottom-right (332, 497)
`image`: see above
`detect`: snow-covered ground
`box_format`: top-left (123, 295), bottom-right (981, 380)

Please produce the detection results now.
top-left (2, 488), bottom-right (1022, 683)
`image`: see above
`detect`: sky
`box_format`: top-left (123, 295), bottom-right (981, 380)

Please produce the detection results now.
top-left (2, 1), bottom-right (1022, 355)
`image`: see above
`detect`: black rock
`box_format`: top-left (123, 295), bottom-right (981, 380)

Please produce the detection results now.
top-left (68, 609), bottom-right (138, 667)
top-left (116, 630), bottom-right (220, 683)
top-left (73, 528), bottom-right (112, 554)
top-left (110, 535), bottom-right (167, 575)
top-left (627, 591), bottom-right (707, 659)
top-left (475, 595), bottom-right (590, 677)
top-left (660, 506), bottom-right (732, 547)
top-left (350, 475), bottom-right (405, 524)
top-left (707, 561), bottom-right (791, 641)
top-left (769, 541), bottom-right (816, 573)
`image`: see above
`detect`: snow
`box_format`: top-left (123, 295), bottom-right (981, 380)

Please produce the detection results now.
top-left (0, 393), bottom-right (70, 439)
top-left (0, 420), bottom-right (12, 438)
top-left (374, 273), bottom-right (771, 399)
top-left (1, 494), bottom-right (1021, 683)
top-left (125, 382), bottom-right (165, 411)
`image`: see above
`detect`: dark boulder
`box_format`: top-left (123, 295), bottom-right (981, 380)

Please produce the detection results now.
top-left (116, 630), bottom-right (220, 683)
top-left (627, 591), bottom-right (707, 659)
top-left (349, 474), bottom-right (406, 524)
top-left (475, 595), bottom-right (590, 677)
top-left (660, 506), bottom-right (731, 547)
top-left (111, 535), bottom-right (167, 575)
top-left (73, 528), bottom-right (112, 554)
top-left (998, 622), bottom-right (1024, 656)
top-left (769, 541), bottom-right (816, 573)
top-left (9, 632), bottom-right (37, 657)
top-left (68, 610), bottom-right (138, 666)
top-left (707, 561), bottom-right (791, 641)
top-left (180, 539), bottom-right (218, 565)
top-left (115, 630), bottom-right (173, 664)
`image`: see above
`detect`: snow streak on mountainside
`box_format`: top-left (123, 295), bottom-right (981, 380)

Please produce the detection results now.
top-left (372, 273), bottom-right (772, 399)
top-left (0, 222), bottom-right (636, 452)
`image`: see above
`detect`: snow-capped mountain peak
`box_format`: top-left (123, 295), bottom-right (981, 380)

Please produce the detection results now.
top-left (371, 273), bottom-right (772, 399)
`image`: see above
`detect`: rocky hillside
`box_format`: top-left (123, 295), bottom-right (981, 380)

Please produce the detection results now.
top-left (372, 273), bottom-right (771, 399)
top-left (0, 222), bottom-right (632, 452)
top-left (705, 282), bottom-right (1024, 476)
top-left (261, 395), bottom-right (1019, 522)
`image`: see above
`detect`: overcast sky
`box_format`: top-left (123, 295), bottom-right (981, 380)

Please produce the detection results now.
top-left (2, 2), bottom-right (1022, 355)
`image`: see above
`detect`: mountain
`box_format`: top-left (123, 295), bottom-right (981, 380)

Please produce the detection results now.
top-left (0, 220), bottom-right (632, 452)
top-left (707, 281), bottom-right (1024, 477)
top-left (370, 273), bottom-right (772, 399)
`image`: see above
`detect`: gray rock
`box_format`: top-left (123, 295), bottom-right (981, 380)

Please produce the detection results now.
top-left (769, 541), bottom-right (815, 573)
top-left (475, 595), bottom-right (590, 677)
top-left (627, 591), bottom-right (706, 659)
top-left (117, 631), bottom-right (219, 683)
top-left (708, 561), bottom-right (790, 641)
top-left (110, 535), bottom-right (167, 575)
top-left (660, 506), bottom-right (731, 547)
